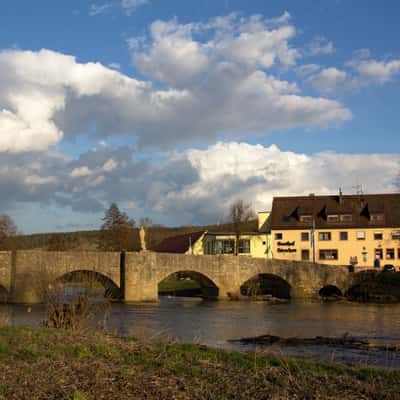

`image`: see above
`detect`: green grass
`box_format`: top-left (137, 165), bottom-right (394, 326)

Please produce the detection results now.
top-left (72, 390), bottom-right (88, 400)
top-left (158, 276), bottom-right (202, 292)
top-left (0, 326), bottom-right (399, 399)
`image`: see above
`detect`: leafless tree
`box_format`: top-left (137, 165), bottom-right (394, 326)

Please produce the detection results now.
top-left (139, 217), bottom-right (153, 228)
top-left (229, 199), bottom-right (256, 255)
top-left (0, 214), bottom-right (17, 239)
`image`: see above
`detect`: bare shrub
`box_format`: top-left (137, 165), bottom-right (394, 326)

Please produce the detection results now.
top-left (44, 272), bottom-right (111, 332)
top-left (0, 214), bottom-right (17, 250)
top-left (0, 214), bottom-right (17, 238)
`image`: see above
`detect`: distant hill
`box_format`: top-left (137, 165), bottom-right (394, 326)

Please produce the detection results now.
top-left (0, 220), bottom-right (258, 251)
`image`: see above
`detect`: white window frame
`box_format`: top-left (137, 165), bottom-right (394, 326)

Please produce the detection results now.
top-left (327, 214), bottom-right (339, 223)
top-left (340, 214), bottom-right (353, 222)
top-left (370, 214), bottom-right (384, 222)
top-left (299, 215), bottom-right (312, 223)
top-left (318, 232), bottom-right (331, 241)
top-left (357, 231), bottom-right (366, 240)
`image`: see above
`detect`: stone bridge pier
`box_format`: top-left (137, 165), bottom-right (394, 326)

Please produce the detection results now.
top-left (0, 250), bottom-right (354, 303)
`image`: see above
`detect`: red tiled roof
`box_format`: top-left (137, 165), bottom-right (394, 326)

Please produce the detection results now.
top-left (271, 193), bottom-right (400, 230)
top-left (154, 231), bottom-right (205, 253)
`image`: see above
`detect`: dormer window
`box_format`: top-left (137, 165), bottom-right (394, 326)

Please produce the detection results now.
top-left (299, 215), bottom-right (312, 223)
top-left (370, 213), bottom-right (384, 222)
top-left (327, 214), bottom-right (339, 223)
top-left (340, 214), bottom-right (352, 222)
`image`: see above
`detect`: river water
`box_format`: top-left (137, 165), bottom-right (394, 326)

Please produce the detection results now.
top-left (1, 298), bottom-right (400, 368)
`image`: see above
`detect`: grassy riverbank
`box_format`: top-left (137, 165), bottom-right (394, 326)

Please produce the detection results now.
top-left (0, 327), bottom-right (399, 399)
top-left (158, 276), bottom-right (201, 293)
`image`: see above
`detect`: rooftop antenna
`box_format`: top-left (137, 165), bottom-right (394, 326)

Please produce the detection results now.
top-left (352, 183), bottom-right (365, 208)
top-left (352, 184), bottom-right (364, 196)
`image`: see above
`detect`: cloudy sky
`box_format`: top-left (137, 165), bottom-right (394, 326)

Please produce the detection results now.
top-left (1, 0), bottom-right (399, 233)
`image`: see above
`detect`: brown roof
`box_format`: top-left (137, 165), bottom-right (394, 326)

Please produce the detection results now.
top-left (155, 231), bottom-right (205, 253)
top-left (270, 193), bottom-right (400, 230)
top-left (207, 231), bottom-right (262, 236)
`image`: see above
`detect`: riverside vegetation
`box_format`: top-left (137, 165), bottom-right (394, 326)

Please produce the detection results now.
top-left (0, 326), bottom-right (399, 400)
top-left (2, 280), bottom-right (399, 399)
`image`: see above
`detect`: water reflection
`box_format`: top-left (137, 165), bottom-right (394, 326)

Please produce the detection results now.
top-left (1, 299), bottom-right (400, 367)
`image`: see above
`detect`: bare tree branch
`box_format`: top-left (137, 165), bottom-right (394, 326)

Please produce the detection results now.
top-left (228, 199), bottom-right (256, 255)
top-left (0, 214), bottom-right (17, 240)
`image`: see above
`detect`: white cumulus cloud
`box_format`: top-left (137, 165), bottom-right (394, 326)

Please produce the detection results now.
top-left (305, 36), bottom-right (335, 56)
top-left (304, 51), bottom-right (400, 93)
top-left (143, 142), bottom-right (399, 223)
top-left (0, 19), bottom-right (351, 153)
top-left (0, 143), bottom-right (398, 227)
top-left (351, 59), bottom-right (400, 83)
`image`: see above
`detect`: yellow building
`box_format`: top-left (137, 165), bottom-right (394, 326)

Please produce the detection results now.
top-left (155, 211), bottom-right (273, 258)
top-left (270, 193), bottom-right (400, 269)
top-left (201, 231), bottom-right (269, 258)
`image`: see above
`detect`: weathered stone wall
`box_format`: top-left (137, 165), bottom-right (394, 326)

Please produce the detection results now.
top-left (6, 250), bottom-right (353, 303)
top-left (0, 251), bottom-right (12, 294)
top-left (124, 252), bottom-right (353, 302)
top-left (12, 251), bottom-right (121, 303)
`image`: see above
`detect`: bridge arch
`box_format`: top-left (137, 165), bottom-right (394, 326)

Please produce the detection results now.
top-left (0, 285), bottom-right (9, 303)
top-left (240, 273), bottom-right (292, 298)
top-left (157, 270), bottom-right (219, 299)
top-left (54, 270), bottom-right (121, 300)
top-left (319, 285), bottom-right (343, 298)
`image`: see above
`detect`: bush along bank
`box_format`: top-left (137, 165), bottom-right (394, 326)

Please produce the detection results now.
top-left (347, 271), bottom-right (400, 303)
top-left (0, 326), bottom-right (399, 399)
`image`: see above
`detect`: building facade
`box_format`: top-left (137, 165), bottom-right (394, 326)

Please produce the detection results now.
top-left (270, 193), bottom-right (400, 269)
top-left (202, 232), bottom-right (270, 258)
top-left (201, 211), bottom-right (272, 258)
top-left (155, 212), bottom-right (272, 258)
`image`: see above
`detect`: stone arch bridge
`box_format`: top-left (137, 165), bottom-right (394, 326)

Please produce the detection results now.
top-left (0, 251), bottom-right (354, 303)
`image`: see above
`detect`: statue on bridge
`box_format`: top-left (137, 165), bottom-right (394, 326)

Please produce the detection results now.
top-left (139, 225), bottom-right (147, 252)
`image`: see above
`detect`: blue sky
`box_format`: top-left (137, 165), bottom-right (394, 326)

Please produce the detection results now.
top-left (0, 0), bottom-right (399, 233)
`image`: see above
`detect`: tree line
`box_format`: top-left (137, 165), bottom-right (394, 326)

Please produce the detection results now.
top-left (0, 199), bottom-right (256, 252)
